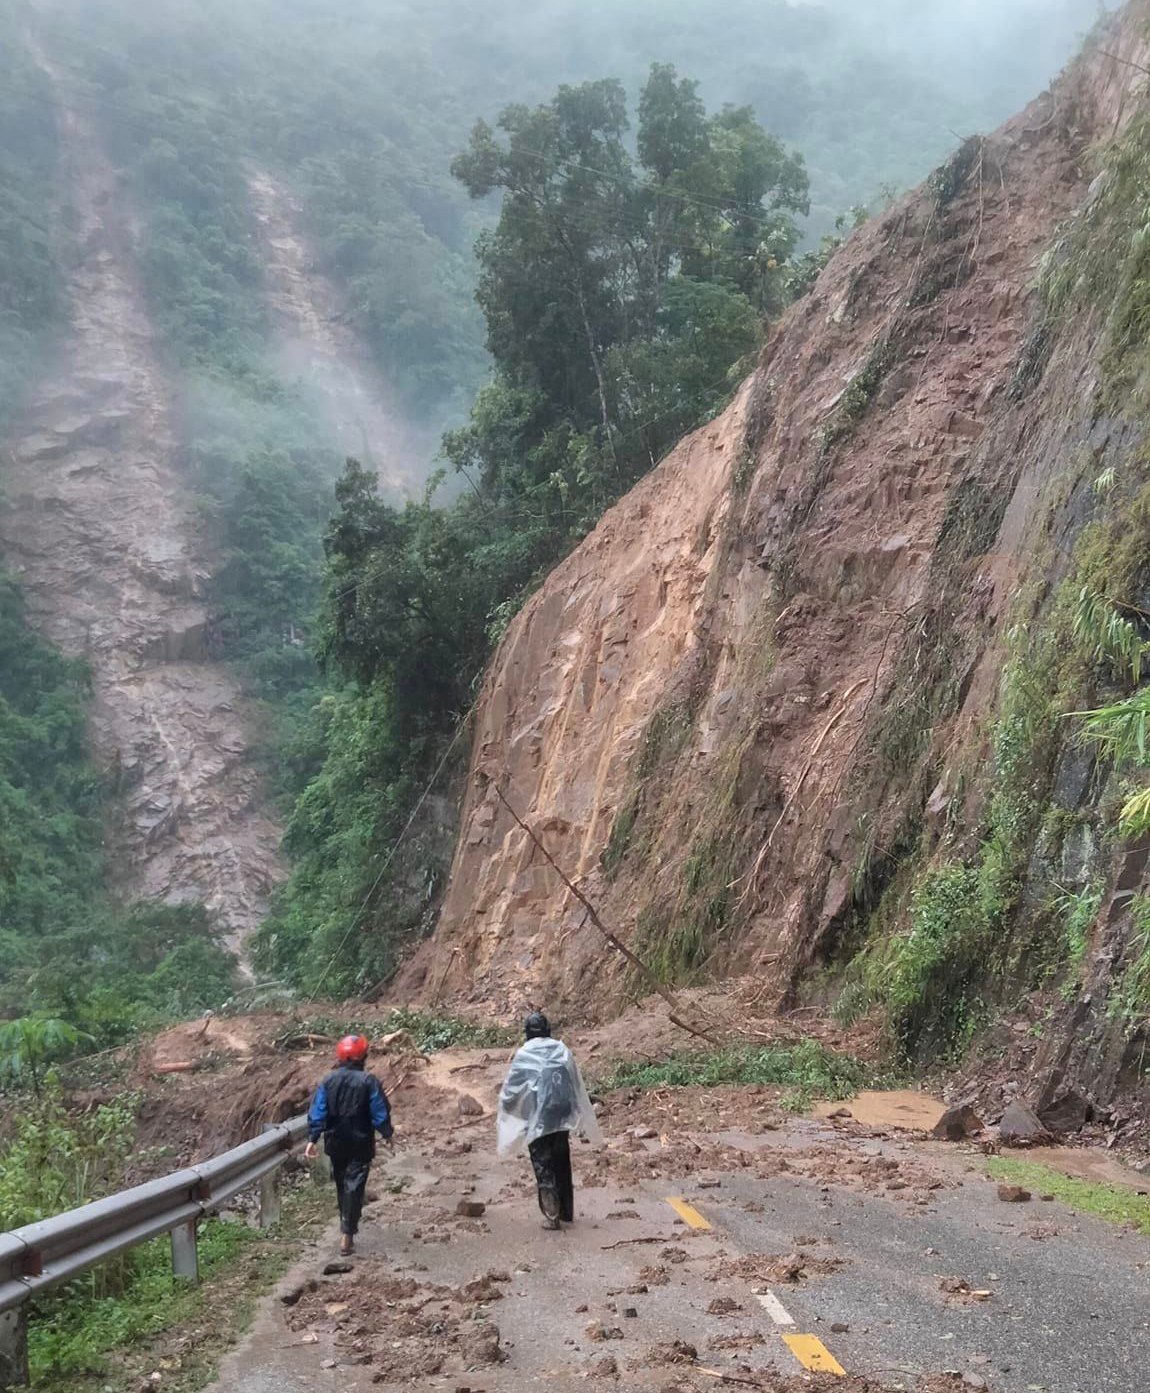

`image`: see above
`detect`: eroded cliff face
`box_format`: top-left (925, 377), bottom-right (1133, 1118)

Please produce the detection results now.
top-left (0, 74), bottom-right (284, 950)
top-left (404, 1), bottom-right (1150, 1100)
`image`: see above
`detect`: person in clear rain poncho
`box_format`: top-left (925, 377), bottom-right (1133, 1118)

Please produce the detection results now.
top-left (496, 1012), bottom-right (602, 1229)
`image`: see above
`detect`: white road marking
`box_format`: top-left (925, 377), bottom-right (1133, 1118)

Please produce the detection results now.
top-left (756, 1290), bottom-right (795, 1326)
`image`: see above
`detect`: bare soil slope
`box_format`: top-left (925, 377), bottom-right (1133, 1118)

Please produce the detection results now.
top-left (401, 1), bottom-right (1150, 1121)
top-left (0, 64), bottom-right (284, 948)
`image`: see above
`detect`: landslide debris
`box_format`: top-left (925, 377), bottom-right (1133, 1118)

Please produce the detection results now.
top-left (283, 1259), bottom-right (509, 1379)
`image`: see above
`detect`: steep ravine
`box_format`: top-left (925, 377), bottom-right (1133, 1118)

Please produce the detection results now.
top-left (404, 4), bottom-right (1150, 1116)
top-left (0, 68), bottom-right (284, 951)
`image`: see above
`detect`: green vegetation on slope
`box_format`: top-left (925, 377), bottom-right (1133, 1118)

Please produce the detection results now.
top-left (0, 579), bottom-right (238, 1041)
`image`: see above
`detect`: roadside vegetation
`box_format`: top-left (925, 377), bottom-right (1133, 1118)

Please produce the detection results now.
top-left (594, 1039), bottom-right (882, 1112)
top-left (987, 1157), bottom-right (1150, 1236)
top-left (0, 1065), bottom-right (329, 1390)
top-left (29, 1192), bottom-right (328, 1392)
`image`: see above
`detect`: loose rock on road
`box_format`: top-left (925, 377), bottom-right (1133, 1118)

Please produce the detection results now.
top-left (205, 1051), bottom-right (1150, 1393)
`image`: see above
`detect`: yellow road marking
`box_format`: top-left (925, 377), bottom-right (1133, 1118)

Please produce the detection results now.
top-left (664, 1197), bottom-right (711, 1230)
top-left (782, 1334), bottom-right (845, 1375)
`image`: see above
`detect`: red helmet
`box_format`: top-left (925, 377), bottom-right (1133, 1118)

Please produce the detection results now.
top-left (336, 1034), bottom-right (369, 1063)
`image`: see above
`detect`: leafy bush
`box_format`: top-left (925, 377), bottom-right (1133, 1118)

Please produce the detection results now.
top-left (28, 1220), bottom-right (259, 1381)
top-left (0, 1017), bottom-right (89, 1093)
top-left (593, 1039), bottom-right (876, 1109)
top-left (0, 1087), bottom-right (135, 1230)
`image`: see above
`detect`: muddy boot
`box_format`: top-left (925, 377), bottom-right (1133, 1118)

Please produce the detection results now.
top-left (339, 1233), bottom-right (354, 1256)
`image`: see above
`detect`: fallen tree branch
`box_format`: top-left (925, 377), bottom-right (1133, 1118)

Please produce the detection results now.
top-left (600, 1234), bottom-right (674, 1249)
top-left (278, 1032), bottom-right (335, 1052)
top-left (737, 680), bottom-right (866, 907)
top-left (492, 782), bottom-right (717, 1044)
top-left (448, 1057), bottom-right (493, 1074)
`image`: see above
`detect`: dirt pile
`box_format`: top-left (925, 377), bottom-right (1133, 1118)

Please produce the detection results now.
top-left (283, 1258), bottom-right (508, 1379)
top-left (120, 1011), bottom-right (465, 1169)
top-left (399, 3), bottom-right (1150, 1120)
top-left (708, 1250), bottom-right (848, 1285)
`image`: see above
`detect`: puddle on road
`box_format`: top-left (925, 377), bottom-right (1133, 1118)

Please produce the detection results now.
top-left (812, 1089), bottom-right (946, 1131)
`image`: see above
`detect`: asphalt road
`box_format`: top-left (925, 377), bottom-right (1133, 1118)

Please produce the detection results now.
top-left (205, 1098), bottom-right (1150, 1393)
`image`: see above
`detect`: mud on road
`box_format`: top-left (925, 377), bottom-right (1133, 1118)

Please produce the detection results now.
top-left (200, 1046), bottom-right (1150, 1393)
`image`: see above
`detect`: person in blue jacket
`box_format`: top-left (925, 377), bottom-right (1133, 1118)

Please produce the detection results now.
top-left (304, 1034), bottom-right (394, 1255)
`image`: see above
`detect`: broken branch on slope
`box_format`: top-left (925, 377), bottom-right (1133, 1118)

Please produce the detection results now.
top-left (492, 781), bottom-right (717, 1044)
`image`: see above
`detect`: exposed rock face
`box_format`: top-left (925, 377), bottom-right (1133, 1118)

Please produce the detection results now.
top-left (402, 5), bottom-right (1150, 1042)
top-left (247, 169), bottom-right (430, 494)
top-left (0, 76), bottom-right (283, 950)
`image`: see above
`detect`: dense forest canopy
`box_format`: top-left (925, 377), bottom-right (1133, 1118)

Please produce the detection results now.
top-left (0, 0), bottom-right (1110, 1019)
top-left (22, 0), bottom-right (1108, 437)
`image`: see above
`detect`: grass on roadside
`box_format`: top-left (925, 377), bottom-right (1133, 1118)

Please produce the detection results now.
top-left (29, 1183), bottom-right (329, 1392)
top-left (592, 1039), bottom-right (882, 1112)
top-left (987, 1157), bottom-right (1150, 1235)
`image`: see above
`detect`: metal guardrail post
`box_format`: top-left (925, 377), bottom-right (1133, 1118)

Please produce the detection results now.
top-left (0, 1306), bottom-right (29, 1391)
top-left (170, 1219), bottom-right (199, 1283)
top-left (258, 1125), bottom-right (282, 1229)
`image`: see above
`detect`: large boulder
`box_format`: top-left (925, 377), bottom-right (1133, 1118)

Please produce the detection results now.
top-left (932, 1101), bottom-right (984, 1141)
top-left (1038, 1087), bottom-right (1092, 1135)
top-left (998, 1099), bottom-right (1052, 1146)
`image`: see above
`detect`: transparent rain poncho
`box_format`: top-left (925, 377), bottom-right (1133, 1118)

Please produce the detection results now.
top-left (496, 1037), bottom-right (604, 1156)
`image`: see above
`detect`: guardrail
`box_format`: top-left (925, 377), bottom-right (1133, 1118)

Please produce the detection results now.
top-left (0, 1114), bottom-right (308, 1390)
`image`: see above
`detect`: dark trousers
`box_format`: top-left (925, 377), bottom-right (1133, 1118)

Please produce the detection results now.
top-left (528, 1130), bottom-right (574, 1222)
top-left (330, 1154), bottom-right (371, 1235)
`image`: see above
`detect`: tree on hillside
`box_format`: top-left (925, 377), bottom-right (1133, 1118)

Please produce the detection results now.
top-left (260, 67), bottom-right (809, 994)
top-left (452, 79), bottom-right (632, 452)
top-left (448, 64), bottom-right (809, 520)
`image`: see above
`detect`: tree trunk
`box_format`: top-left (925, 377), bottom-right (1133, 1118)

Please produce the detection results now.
top-left (573, 275), bottom-right (619, 474)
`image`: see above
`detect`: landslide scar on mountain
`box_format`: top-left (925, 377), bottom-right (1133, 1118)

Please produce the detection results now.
top-left (0, 62), bottom-right (284, 953)
top-left (400, 6), bottom-right (1150, 1026)
top-left (247, 168), bottom-right (428, 494)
